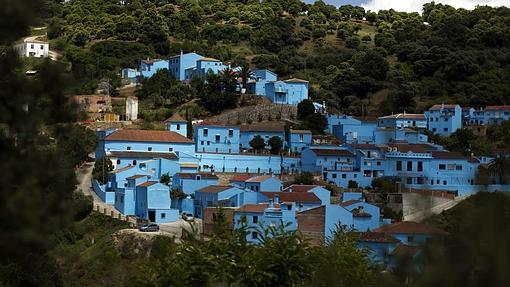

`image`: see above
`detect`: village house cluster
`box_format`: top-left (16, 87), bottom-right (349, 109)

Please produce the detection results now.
top-left (121, 52), bottom-right (309, 105)
top-left (92, 103), bottom-right (510, 268)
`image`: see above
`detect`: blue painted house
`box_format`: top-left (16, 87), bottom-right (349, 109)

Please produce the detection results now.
top-left (194, 122), bottom-right (240, 154)
top-left (100, 129), bottom-right (195, 160)
top-left (239, 124), bottom-right (285, 151)
top-left (115, 174), bottom-right (149, 216)
top-left (480, 105), bottom-right (510, 125)
top-left (172, 172), bottom-right (219, 195)
top-left (301, 147), bottom-right (356, 172)
top-left (194, 185), bottom-right (246, 219)
top-left (377, 113), bottom-right (427, 129)
top-left (283, 184), bottom-right (331, 205)
top-left (140, 59), bottom-right (169, 78)
top-left (340, 199), bottom-right (383, 231)
top-left (288, 129), bottom-right (312, 153)
top-left (165, 113), bottom-right (188, 138)
top-left (247, 69), bottom-right (278, 96)
top-left (243, 175), bottom-right (283, 192)
top-left (168, 51), bottom-right (203, 81)
top-left (425, 104), bottom-right (462, 136)
top-left (246, 69), bottom-right (308, 106)
top-left (187, 57), bottom-right (229, 79)
top-left (135, 181), bottom-right (179, 223)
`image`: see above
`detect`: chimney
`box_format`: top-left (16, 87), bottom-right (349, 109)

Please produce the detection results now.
top-left (269, 199), bottom-right (274, 208)
top-left (274, 195), bottom-right (280, 204)
top-left (180, 49), bottom-right (183, 56)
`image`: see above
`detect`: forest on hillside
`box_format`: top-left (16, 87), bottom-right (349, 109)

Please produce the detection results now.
top-left (38, 0), bottom-right (510, 115)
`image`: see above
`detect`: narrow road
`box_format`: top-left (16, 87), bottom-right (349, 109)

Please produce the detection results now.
top-left (404, 195), bottom-right (468, 222)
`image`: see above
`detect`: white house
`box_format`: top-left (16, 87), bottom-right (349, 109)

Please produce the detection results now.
top-left (14, 40), bottom-right (49, 58)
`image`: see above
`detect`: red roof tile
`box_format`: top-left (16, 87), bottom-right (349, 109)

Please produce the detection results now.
top-left (379, 113), bottom-right (426, 120)
top-left (261, 192), bottom-right (321, 203)
top-left (164, 113), bottom-right (186, 122)
top-left (283, 78), bottom-right (308, 83)
top-left (236, 203), bottom-right (278, 213)
top-left (357, 232), bottom-right (399, 243)
top-left (429, 104), bottom-right (458, 111)
top-left (283, 184), bottom-right (319, 193)
top-left (373, 221), bottom-right (448, 235)
top-left (339, 199), bottom-right (362, 207)
top-left (138, 181), bottom-right (158, 187)
top-left (108, 151), bottom-right (177, 160)
top-left (431, 151), bottom-right (479, 163)
top-left (175, 173), bottom-right (219, 180)
top-left (483, 105), bottom-right (510, 111)
top-left (230, 174), bottom-right (255, 182)
top-left (110, 165), bottom-right (134, 174)
top-left (105, 130), bottom-right (193, 143)
top-left (385, 143), bottom-right (438, 153)
top-left (246, 175), bottom-right (274, 183)
top-left (196, 121), bottom-right (238, 127)
top-left (290, 129), bottom-right (312, 134)
top-left (390, 244), bottom-right (420, 257)
top-left (240, 124), bottom-right (285, 132)
top-left (126, 174), bottom-right (147, 180)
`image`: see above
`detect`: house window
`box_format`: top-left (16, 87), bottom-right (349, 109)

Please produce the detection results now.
top-left (377, 161), bottom-right (381, 166)
top-left (406, 177), bottom-right (413, 184)
top-left (132, 160), bottom-right (137, 165)
top-left (161, 213), bottom-right (166, 218)
top-left (201, 141), bottom-right (204, 145)
top-left (127, 147), bottom-right (131, 150)
top-left (439, 164), bottom-right (446, 170)
top-left (456, 165), bottom-right (463, 170)
top-left (431, 180), bottom-right (434, 185)
top-left (332, 174), bottom-right (337, 179)
top-left (196, 175), bottom-right (201, 180)
top-left (148, 147), bottom-right (152, 151)
top-left (342, 174), bottom-right (347, 179)
top-left (253, 216), bottom-right (258, 223)
top-left (396, 161), bottom-right (402, 171)
top-left (120, 195), bottom-right (124, 203)
top-left (417, 177), bottom-right (424, 184)
top-left (408, 236), bottom-right (414, 243)
top-left (407, 161), bottom-right (413, 171)
top-left (252, 232), bottom-right (258, 240)
top-left (117, 159), bottom-right (120, 164)
top-left (299, 134), bottom-right (304, 142)
top-left (417, 161), bottom-right (423, 172)
top-left (207, 141), bottom-right (210, 146)
top-left (40, 45), bottom-right (44, 50)
top-left (228, 129), bottom-right (234, 137)
top-left (176, 124), bottom-right (180, 130)
top-left (215, 135), bottom-right (220, 143)
top-left (443, 180), bottom-right (447, 185)
top-left (241, 215), bottom-right (247, 223)
top-left (169, 148), bottom-right (173, 152)
top-left (203, 128), bottom-right (208, 136)
top-left (31, 44), bottom-right (34, 49)
top-left (444, 128), bottom-right (448, 132)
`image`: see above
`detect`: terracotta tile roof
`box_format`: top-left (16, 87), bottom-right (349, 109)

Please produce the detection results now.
top-left (126, 174), bottom-right (147, 180)
top-left (385, 143), bottom-right (438, 153)
top-left (390, 244), bottom-right (420, 257)
top-left (230, 174), bottom-right (255, 182)
top-left (199, 57), bottom-right (220, 62)
top-left (339, 199), bottom-right (362, 207)
top-left (236, 203), bottom-right (278, 213)
top-left (428, 104), bottom-right (458, 111)
top-left (373, 221), bottom-right (448, 235)
top-left (349, 143), bottom-right (381, 150)
top-left (431, 151), bottom-right (479, 163)
top-left (357, 232), bottom-right (400, 243)
top-left (196, 121), bottom-right (238, 128)
top-left (311, 148), bottom-right (354, 156)
top-left (290, 129), bottom-right (312, 134)
top-left (108, 151), bottom-right (177, 160)
top-left (110, 165), bottom-right (134, 174)
top-left (484, 105), bottom-right (510, 111)
top-left (138, 181), bottom-right (158, 187)
top-left (379, 113), bottom-right (426, 120)
top-left (284, 78), bottom-right (309, 83)
top-left (261, 192), bottom-right (321, 203)
top-left (283, 184), bottom-right (319, 193)
top-left (297, 205), bottom-right (325, 214)
top-left (240, 124), bottom-right (284, 132)
top-left (180, 163), bottom-right (199, 168)
top-left (196, 185), bottom-right (233, 193)
top-left (105, 130), bottom-right (193, 143)
top-left (175, 173), bottom-right (218, 180)
top-left (164, 113), bottom-right (186, 123)
top-left (245, 175), bottom-right (274, 183)
top-left (352, 208), bottom-right (372, 218)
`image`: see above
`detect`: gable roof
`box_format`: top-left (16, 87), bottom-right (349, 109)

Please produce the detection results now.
top-left (373, 221), bottom-right (448, 235)
top-left (230, 174), bottom-right (255, 182)
top-left (164, 113), bottom-right (186, 123)
top-left (283, 184), bottom-right (319, 193)
top-left (108, 151), bottom-right (178, 160)
top-left (311, 148), bottom-right (354, 156)
top-left (245, 175), bottom-right (274, 183)
top-left (196, 185), bottom-right (233, 193)
top-left (175, 173), bottom-right (218, 180)
top-left (385, 143), bottom-right (438, 153)
top-left (105, 130), bottom-right (193, 143)
top-left (196, 121), bottom-right (238, 128)
top-left (126, 174), bottom-right (147, 180)
top-left (261, 192), bottom-right (321, 203)
top-left (357, 232), bottom-right (400, 243)
top-left (290, 129), bottom-right (312, 134)
top-left (431, 151), bottom-right (479, 163)
top-left (199, 57), bottom-right (220, 62)
top-left (428, 104), bottom-right (458, 111)
top-left (339, 199), bottom-right (362, 207)
top-left (240, 124), bottom-right (285, 132)
top-left (284, 78), bottom-right (309, 83)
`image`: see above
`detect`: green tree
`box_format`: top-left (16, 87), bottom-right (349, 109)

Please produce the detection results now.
top-left (92, 157), bottom-right (113, 184)
top-left (249, 135), bottom-right (266, 152)
top-left (297, 99), bottom-right (315, 120)
top-left (475, 165), bottom-right (491, 186)
top-left (488, 157), bottom-right (510, 184)
top-left (55, 124), bottom-right (97, 166)
top-left (268, 136), bottom-right (283, 154)
top-left (348, 180), bottom-right (359, 188)
top-left (160, 173), bottom-right (170, 185)
top-left (345, 36), bottom-right (361, 49)
top-left (294, 172), bottom-right (315, 185)
top-left (304, 113), bottom-right (327, 134)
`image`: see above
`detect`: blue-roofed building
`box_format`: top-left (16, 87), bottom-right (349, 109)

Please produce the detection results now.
top-left (301, 147), bottom-right (356, 172)
top-left (377, 113), bottom-right (427, 129)
top-left (247, 69), bottom-right (278, 96)
top-left (425, 104), bottom-right (462, 136)
top-left (194, 185), bottom-right (247, 219)
top-left (194, 122), bottom-right (240, 154)
top-left (479, 105), bottom-right (510, 125)
top-left (246, 69), bottom-right (308, 106)
top-left (140, 59), bottom-right (169, 78)
top-left (172, 172), bottom-right (219, 195)
top-left (288, 129), bottom-right (312, 153)
top-left (115, 174), bottom-right (149, 216)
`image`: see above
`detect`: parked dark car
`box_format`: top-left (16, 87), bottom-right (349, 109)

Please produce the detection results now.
top-left (138, 223), bottom-right (159, 232)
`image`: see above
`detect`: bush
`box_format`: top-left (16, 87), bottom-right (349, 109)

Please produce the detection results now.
top-left (348, 180), bottom-right (359, 188)
top-left (345, 36), bottom-right (361, 49)
top-left (294, 172), bottom-right (315, 185)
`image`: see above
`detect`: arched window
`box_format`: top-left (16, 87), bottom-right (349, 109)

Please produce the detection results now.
top-left (132, 160), bottom-right (137, 165)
